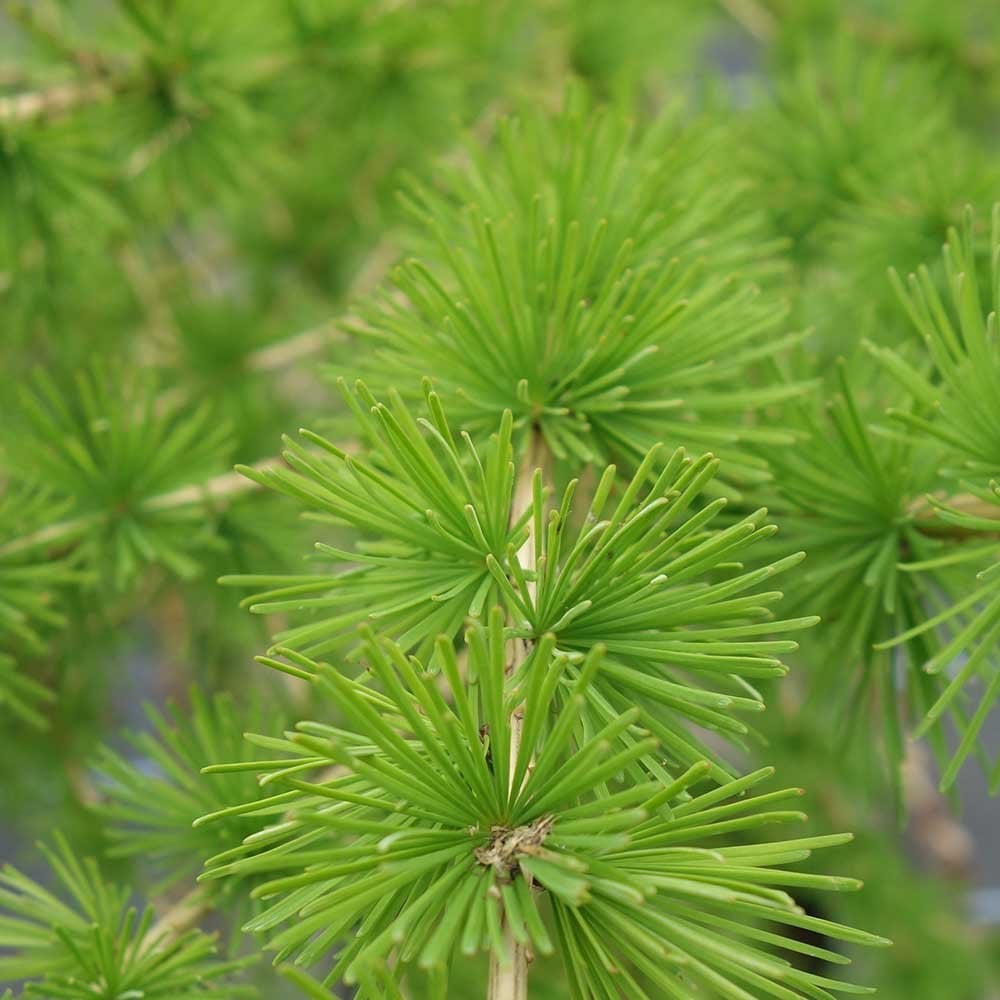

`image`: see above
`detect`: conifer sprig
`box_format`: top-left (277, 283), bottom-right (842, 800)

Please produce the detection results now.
top-left (223, 389), bottom-right (815, 779)
top-left (895, 481), bottom-right (1000, 791)
top-left (0, 835), bottom-right (253, 997)
top-left (93, 689), bottom-right (289, 897)
top-left (496, 443), bottom-right (815, 779)
top-left (824, 129), bottom-right (998, 345)
top-left (9, 364), bottom-right (232, 589)
top-left (873, 206), bottom-right (1000, 476)
top-left (222, 382), bottom-right (522, 660)
top-left (194, 82), bottom-right (892, 995)
top-left (7, 25), bottom-right (978, 992)
top-left (868, 207), bottom-right (1000, 788)
top-left (197, 619), bottom-right (887, 997)
top-left (747, 37), bottom-right (947, 256)
top-left (344, 89), bottom-right (801, 488)
top-left (761, 366), bottom-right (964, 791)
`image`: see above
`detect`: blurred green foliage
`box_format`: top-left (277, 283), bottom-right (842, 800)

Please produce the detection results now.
top-left (0, 0), bottom-right (998, 996)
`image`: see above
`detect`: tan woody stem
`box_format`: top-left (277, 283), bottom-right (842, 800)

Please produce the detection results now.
top-left (488, 428), bottom-right (544, 1000)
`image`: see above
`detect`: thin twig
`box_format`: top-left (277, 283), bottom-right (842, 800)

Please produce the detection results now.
top-left (143, 97), bottom-right (506, 395)
top-left (847, 14), bottom-right (996, 73)
top-left (145, 459), bottom-right (286, 511)
top-left (910, 492), bottom-right (1000, 537)
top-left (902, 742), bottom-right (974, 878)
top-left (118, 244), bottom-right (180, 344)
top-left (124, 117), bottom-right (193, 179)
top-left (487, 433), bottom-right (543, 1000)
top-left (148, 885), bottom-right (214, 946)
top-left (151, 234), bottom-right (398, 416)
top-left (716, 0), bottom-right (776, 42)
top-left (0, 41), bottom-right (281, 126)
top-left (0, 76), bottom-right (132, 123)
top-left (0, 457), bottom-right (286, 560)
top-left (247, 319), bottom-right (347, 373)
